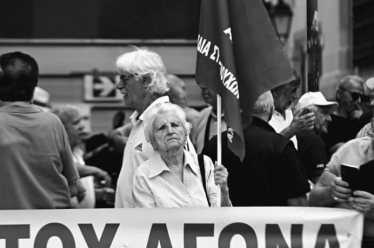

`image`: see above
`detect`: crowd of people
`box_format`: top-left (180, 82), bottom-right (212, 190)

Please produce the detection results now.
top-left (1, 48), bottom-right (374, 244)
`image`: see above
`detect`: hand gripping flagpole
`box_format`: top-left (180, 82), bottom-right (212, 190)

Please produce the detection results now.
top-left (216, 95), bottom-right (222, 206)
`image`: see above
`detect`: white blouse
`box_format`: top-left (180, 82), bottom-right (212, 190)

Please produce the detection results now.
top-left (133, 150), bottom-right (218, 208)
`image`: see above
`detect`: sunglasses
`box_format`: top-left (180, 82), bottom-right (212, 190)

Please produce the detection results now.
top-left (360, 95), bottom-right (371, 103)
top-left (340, 88), bottom-right (361, 102)
top-left (350, 92), bottom-right (361, 102)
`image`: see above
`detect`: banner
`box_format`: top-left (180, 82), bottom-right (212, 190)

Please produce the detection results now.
top-left (196, 0), bottom-right (295, 160)
top-left (0, 207), bottom-right (363, 247)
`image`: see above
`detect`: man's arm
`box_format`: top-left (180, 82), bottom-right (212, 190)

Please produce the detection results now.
top-left (329, 142), bottom-right (345, 155)
top-left (309, 170), bottom-right (352, 207)
top-left (309, 171), bottom-right (336, 207)
top-left (107, 122), bottom-right (133, 150)
top-left (69, 181), bottom-right (78, 198)
top-left (75, 164), bottom-right (112, 187)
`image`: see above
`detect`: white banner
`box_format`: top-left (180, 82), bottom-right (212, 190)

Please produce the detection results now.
top-left (0, 207), bottom-right (363, 248)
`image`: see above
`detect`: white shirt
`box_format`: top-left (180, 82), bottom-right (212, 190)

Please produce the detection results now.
top-left (73, 147), bottom-right (95, 209)
top-left (269, 108), bottom-right (298, 149)
top-left (133, 150), bottom-right (218, 208)
top-left (115, 96), bottom-right (196, 208)
top-left (326, 137), bottom-right (374, 176)
top-left (325, 137), bottom-right (374, 210)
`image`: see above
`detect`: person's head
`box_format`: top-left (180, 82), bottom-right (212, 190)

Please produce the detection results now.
top-left (143, 102), bottom-right (191, 153)
top-left (0, 51), bottom-right (39, 102)
top-left (271, 78), bottom-right (301, 113)
top-left (115, 47), bottom-right (169, 114)
top-left (197, 82), bottom-right (218, 111)
top-left (52, 105), bottom-right (86, 147)
top-left (336, 75), bottom-right (364, 115)
top-left (296, 92), bottom-right (338, 135)
top-left (252, 91), bottom-right (274, 122)
top-left (166, 74), bottom-right (188, 108)
top-left (364, 77), bottom-right (374, 117)
top-left (32, 86), bottom-right (51, 112)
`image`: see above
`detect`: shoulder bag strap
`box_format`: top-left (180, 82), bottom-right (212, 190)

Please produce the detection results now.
top-left (198, 154), bottom-right (211, 206)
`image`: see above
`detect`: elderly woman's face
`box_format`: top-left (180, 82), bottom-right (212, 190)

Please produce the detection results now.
top-left (152, 112), bottom-right (186, 152)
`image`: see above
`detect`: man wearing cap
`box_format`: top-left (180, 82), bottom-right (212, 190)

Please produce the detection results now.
top-left (322, 75), bottom-right (365, 157)
top-left (295, 92), bottom-right (338, 184)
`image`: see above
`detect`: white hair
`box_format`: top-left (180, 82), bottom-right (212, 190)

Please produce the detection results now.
top-left (52, 104), bottom-right (80, 126)
top-left (252, 91), bottom-right (274, 117)
top-left (143, 102), bottom-right (191, 147)
top-left (116, 47), bottom-right (169, 95)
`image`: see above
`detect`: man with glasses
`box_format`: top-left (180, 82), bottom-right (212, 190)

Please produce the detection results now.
top-left (114, 47), bottom-right (196, 208)
top-left (322, 75), bottom-right (365, 158)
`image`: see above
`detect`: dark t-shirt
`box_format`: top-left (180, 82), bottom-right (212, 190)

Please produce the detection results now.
top-left (296, 130), bottom-right (327, 183)
top-left (322, 114), bottom-right (363, 158)
top-left (202, 117), bottom-right (310, 207)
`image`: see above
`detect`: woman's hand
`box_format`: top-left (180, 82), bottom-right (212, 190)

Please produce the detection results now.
top-left (330, 177), bottom-right (352, 203)
top-left (350, 191), bottom-right (374, 219)
top-left (214, 162), bottom-right (228, 191)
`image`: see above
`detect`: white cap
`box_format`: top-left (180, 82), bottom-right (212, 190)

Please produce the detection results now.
top-left (366, 77), bottom-right (374, 90)
top-left (33, 87), bottom-right (51, 111)
top-left (295, 91), bottom-right (338, 111)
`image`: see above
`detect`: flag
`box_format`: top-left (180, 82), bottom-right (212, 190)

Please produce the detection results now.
top-left (196, 0), bottom-right (295, 160)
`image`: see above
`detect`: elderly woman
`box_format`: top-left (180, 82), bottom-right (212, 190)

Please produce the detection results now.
top-left (133, 102), bottom-right (230, 208)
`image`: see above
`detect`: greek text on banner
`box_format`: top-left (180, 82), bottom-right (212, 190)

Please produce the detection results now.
top-left (0, 207), bottom-right (363, 247)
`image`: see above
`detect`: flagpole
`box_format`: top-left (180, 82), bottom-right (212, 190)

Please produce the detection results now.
top-left (217, 95), bottom-right (222, 206)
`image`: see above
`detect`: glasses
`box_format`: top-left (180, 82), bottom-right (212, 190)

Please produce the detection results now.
top-left (119, 74), bottom-right (135, 82)
top-left (339, 88), bottom-right (361, 101)
top-left (360, 95), bottom-right (371, 103)
top-left (350, 92), bottom-right (361, 102)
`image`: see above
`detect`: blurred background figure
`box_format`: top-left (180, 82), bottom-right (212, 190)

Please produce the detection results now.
top-left (53, 105), bottom-right (115, 208)
top-left (32, 86), bottom-right (51, 112)
top-left (85, 110), bottom-right (128, 188)
top-left (166, 74), bottom-right (199, 128)
top-left (192, 82), bottom-right (227, 154)
top-left (322, 75), bottom-right (365, 158)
